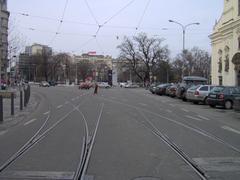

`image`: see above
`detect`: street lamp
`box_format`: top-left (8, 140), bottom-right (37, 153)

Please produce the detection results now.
top-left (168, 20), bottom-right (200, 51)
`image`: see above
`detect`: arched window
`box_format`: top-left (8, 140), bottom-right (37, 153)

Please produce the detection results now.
top-left (224, 46), bottom-right (230, 72)
top-left (218, 50), bottom-right (223, 73)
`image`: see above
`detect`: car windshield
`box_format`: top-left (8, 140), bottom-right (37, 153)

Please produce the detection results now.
top-left (188, 85), bottom-right (200, 90)
top-left (211, 86), bottom-right (225, 93)
top-left (2, 1), bottom-right (240, 180)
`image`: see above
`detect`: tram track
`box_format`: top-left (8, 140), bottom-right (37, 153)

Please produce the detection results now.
top-left (0, 90), bottom-right (89, 175)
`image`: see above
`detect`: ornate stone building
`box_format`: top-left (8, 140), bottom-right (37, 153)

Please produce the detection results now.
top-left (210, 0), bottom-right (240, 86)
top-left (0, 0), bottom-right (9, 79)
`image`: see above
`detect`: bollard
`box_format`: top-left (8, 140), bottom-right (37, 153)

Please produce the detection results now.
top-left (20, 91), bottom-right (23, 110)
top-left (11, 93), bottom-right (14, 115)
top-left (24, 89), bottom-right (27, 107)
top-left (0, 96), bottom-right (3, 122)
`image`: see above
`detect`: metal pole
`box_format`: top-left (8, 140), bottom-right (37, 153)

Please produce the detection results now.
top-left (0, 95), bottom-right (3, 122)
top-left (24, 88), bottom-right (27, 107)
top-left (183, 29), bottom-right (185, 51)
top-left (20, 90), bottom-right (23, 110)
top-left (11, 92), bottom-right (14, 115)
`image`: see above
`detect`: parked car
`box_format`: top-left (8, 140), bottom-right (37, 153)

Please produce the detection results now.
top-left (186, 85), bottom-right (216, 104)
top-left (233, 94), bottom-right (240, 111)
top-left (119, 82), bottom-right (127, 88)
top-left (124, 84), bottom-right (140, 88)
top-left (207, 86), bottom-right (240, 109)
top-left (149, 83), bottom-right (160, 94)
top-left (155, 83), bottom-right (172, 96)
top-left (98, 82), bottom-right (111, 88)
top-left (168, 84), bottom-right (178, 98)
top-left (79, 82), bottom-right (92, 89)
top-left (176, 76), bottom-right (208, 101)
top-left (48, 81), bottom-right (57, 86)
top-left (0, 79), bottom-right (7, 90)
top-left (39, 81), bottom-right (50, 87)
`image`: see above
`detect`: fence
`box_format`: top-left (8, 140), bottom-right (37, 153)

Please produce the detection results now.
top-left (0, 85), bottom-right (31, 122)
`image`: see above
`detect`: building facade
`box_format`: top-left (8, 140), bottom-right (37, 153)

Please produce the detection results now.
top-left (0, 0), bottom-right (9, 79)
top-left (25, 43), bottom-right (52, 56)
top-left (210, 0), bottom-right (240, 86)
top-left (73, 52), bottom-right (113, 82)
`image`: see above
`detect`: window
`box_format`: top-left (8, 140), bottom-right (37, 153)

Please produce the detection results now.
top-left (199, 86), bottom-right (208, 91)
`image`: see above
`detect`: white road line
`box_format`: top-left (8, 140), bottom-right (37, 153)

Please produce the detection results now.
top-left (222, 126), bottom-right (240, 135)
top-left (181, 108), bottom-right (190, 112)
top-left (24, 119), bottom-right (37, 126)
top-left (57, 105), bottom-right (63, 109)
top-left (197, 115), bottom-right (210, 121)
top-left (43, 111), bottom-right (50, 115)
top-left (185, 115), bottom-right (202, 121)
top-left (139, 103), bottom-right (147, 106)
top-left (0, 130), bottom-right (8, 136)
top-left (166, 109), bottom-right (172, 113)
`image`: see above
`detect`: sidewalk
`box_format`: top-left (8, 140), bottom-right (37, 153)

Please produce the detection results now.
top-left (1, 87), bottom-right (40, 130)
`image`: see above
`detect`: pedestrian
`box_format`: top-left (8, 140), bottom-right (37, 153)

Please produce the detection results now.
top-left (94, 82), bottom-right (98, 95)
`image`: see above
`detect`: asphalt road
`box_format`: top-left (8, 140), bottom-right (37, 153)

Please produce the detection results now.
top-left (0, 86), bottom-right (240, 180)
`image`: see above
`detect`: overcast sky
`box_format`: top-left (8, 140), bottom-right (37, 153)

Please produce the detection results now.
top-left (8, 0), bottom-right (223, 58)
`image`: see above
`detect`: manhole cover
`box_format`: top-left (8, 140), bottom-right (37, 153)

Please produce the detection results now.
top-left (133, 177), bottom-right (162, 180)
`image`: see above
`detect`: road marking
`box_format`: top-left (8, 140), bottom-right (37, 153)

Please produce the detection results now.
top-left (166, 109), bottom-right (172, 113)
top-left (139, 103), bottom-right (147, 106)
top-left (197, 115), bottom-right (210, 121)
top-left (43, 111), bottom-right (50, 115)
top-left (0, 130), bottom-right (8, 136)
top-left (57, 105), bottom-right (63, 109)
top-left (24, 119), bottom-right (37, 126)
top-left (185, 115), bottom-right (202, 121)
top-left (181, 108), bottom-right (190, 112)
top-left (222, 126), bottom-right (240, 135)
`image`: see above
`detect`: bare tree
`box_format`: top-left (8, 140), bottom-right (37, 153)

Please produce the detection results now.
top-left (77, 59), bottom-right (94, 81)
top-left (172, 47), bottom-right (211, 81)
top-left (117, 33), bottom-right (169, 85)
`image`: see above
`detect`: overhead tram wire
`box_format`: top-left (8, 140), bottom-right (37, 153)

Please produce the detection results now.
top-left (48, 0), bottom-right (69, 45)
top-left (135, 0), bottom-right (151, 31)
top-left (13, 11), bottom-right (181, 31)
top-left (102, 0), bottom-right (136, 26)
top-left (84, 0), bottom-right (100, 26)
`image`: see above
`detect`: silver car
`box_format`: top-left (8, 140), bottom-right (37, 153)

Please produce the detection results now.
top-left (186, 85), bottom-right (215, 104)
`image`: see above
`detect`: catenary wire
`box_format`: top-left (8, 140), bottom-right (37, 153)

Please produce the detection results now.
top-left (49, 0), bottom-right (69, 45)
top-left (84, 0), bottom-right (100, 26)
top-left (136, 0), bottom-right (151, 31)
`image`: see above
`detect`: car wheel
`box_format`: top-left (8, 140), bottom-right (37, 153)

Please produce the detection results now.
top-left (225, 100), bottom-right (233, 109)
top-left (209, 104), bottom-right (216, 108)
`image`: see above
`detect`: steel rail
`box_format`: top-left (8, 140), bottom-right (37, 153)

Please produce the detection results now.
top-left (137, 110), bottom-right (208, 180)
top-left (0, 93), bottom-right (88, 173)
top-left (99, 97), bottom-right (240, 153)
